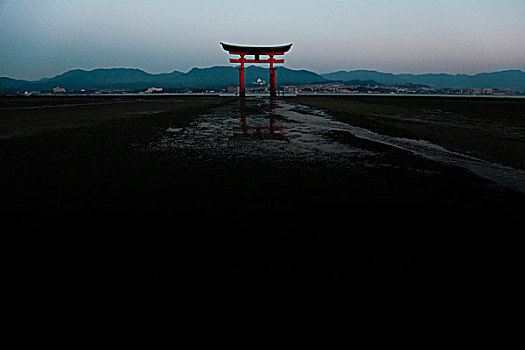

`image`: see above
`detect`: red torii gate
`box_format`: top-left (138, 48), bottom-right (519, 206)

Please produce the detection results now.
top-left (220, 42), bottom-right (292, 97)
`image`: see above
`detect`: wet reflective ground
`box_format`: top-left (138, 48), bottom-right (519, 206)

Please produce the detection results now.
top-left (149, 96), bottom-right (525, 194)
top-left (3, 95), bottom-right (525, 284)
top-left (149, 97), bottom-right (374, 166)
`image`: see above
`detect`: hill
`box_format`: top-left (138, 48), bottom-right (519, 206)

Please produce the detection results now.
top-left (2, 67), bottom-right (524, 92)
top-left (0, 66), bottom-right (328, 91)
top-left (322, 69), bottom-right (525, 91)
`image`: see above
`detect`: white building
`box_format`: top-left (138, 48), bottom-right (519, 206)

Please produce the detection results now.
top-left (146, 87), bottom-right (163, 93)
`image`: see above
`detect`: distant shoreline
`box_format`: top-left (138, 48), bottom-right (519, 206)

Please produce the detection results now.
top-left (4, 92), bottom-right (524, 98)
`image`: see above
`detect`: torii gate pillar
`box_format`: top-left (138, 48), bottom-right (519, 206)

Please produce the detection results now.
top-left (221, 42), bottom-right (292, 98)
top-left (238, 65), bottom-right (246, 98)
top-left (269, 67), bottom-right (276, 97)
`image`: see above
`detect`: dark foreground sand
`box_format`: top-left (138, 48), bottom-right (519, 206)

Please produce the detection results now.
top-left (1, 94), bottom-right (524, 287)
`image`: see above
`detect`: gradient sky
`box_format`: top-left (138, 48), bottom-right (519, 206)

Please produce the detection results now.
top-left (1, 0), bottom-right (525, 80)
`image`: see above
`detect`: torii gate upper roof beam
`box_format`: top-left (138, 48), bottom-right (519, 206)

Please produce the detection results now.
top-left (220, 42), bottom-right (292, 55)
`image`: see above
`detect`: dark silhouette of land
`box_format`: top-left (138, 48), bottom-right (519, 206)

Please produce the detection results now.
top-left (2, 67), bottom-right (524, 91)
top-left (1, 94), bottom-right (524, 286)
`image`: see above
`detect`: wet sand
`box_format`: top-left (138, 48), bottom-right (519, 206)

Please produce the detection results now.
top-left (1, 94), bottom-right (524, 286)
top-left (285, 95), bottom-right (525, 170)
top-left (0, 95), bottom-right (234, 139)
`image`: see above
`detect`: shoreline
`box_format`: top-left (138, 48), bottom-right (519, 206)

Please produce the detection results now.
top-left (4, 92), bottom-right (524, 98)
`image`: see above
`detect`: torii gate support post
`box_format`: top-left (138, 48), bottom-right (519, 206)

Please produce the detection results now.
top-left (269, 55), bottom-right (276, 97)
top-left (238, 54), bottom-right (246, 98)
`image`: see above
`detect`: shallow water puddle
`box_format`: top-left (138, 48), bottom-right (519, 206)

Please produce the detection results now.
top-left (291, 102), bottom-right (525, 194)
top-left (150, 97), bottom-right (374, 164)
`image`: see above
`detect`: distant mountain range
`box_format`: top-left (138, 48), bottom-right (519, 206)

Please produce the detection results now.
top-left (1, 66), bottom-right (524, 91)
top-left (322, 69), bottom-right (525, 91)
top-left (0, 66), bottom-right (327, 92)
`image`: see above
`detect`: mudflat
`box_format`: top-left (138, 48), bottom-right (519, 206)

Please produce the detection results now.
top-left (1, 94), bottom-right (524, 284)
top-left (0, 95), bottom-right (234, 139)
top-left (285, 95), bottom-right (525, 170)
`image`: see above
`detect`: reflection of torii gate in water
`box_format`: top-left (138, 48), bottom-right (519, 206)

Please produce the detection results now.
top-left (234, 98), bottom-right (284, 138)
top-left (220, 42), bottom-right (292, 97)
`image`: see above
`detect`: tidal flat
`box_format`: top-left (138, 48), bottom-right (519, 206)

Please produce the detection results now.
top-left (1, 94), bottom-right (524, 285)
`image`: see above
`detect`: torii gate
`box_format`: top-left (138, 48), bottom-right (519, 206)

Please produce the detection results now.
top-left (220, 42), bottom-right (292, 98)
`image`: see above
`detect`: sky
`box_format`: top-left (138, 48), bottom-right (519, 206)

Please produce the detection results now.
top-left (1, 0), bottom-right (525, 80)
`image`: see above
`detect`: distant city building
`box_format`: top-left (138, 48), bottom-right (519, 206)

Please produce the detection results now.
top-left (53, 87), bottom-right (66, 93)
top-left (226, 86), bottom-right (236, 93)
top-left (146, 87), bottom-right (163, 93)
